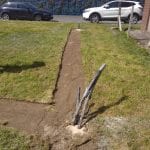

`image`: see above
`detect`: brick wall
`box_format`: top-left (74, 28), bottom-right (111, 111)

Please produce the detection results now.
top-left (141, 0), bottom-right (150, 32)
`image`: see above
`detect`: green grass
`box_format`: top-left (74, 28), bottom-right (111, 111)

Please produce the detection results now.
top-left (0, 21), bottom-right (73, 103)
top-left (80, 23), bottom-right (150, 149)
top-left (0, 126), bottom-right (51, 150)
top-left (0, 127), bottom-right (29, 150)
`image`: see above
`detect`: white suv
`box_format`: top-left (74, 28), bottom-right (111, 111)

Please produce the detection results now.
top-left (82, 0), bottom-right (143, 24)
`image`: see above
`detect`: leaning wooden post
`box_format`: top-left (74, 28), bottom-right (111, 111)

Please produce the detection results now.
top-left (78, 95), bottom-right (90, 128)
top-left (78, 64), bottom-right (106, 128)
top-left (72, 64), bottom-right (106, 126)
top-left (76, 87), bottom-right (80, 111)
top-left (72, 88), bottom-right (88, 125)
top-left (127, 5), bottom-right (134, 38)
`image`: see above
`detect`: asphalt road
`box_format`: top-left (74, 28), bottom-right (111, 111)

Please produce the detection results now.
top-left (53, 15), bottom-right (119, 24)
top-left (53, 15), bottom-right (117, 23)
top-left (53, 15), bottom-right (85, 23)
top-left (53, 15), bottom-right (142, 24)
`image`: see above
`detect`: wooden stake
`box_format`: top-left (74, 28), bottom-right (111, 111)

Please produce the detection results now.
top-left (127, 5), bottom-right (134, 37)
top-left (118, 1), bottom-right (122, 31)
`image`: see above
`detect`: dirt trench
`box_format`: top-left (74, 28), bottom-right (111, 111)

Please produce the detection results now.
top-left (0, 30), bottom-right (96, 149)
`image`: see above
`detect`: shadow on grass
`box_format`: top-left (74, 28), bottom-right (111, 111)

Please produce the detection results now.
top-left (0, 61), bottom-right (45, 73)
top-left (83, 96), bottom-right (128, 126)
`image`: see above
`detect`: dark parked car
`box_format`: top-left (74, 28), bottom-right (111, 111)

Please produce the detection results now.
top-left (0, 2), bottom-right (53, 21)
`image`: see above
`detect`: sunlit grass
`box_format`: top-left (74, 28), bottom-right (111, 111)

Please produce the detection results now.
top-left (81, 23), bottom-right (149, 116)
top-left (0, 127), bottom-right (29, 149)
top-left (0, 21), bottom-right (73, 103)
top-left (81, 23), bottom-right (150, 149)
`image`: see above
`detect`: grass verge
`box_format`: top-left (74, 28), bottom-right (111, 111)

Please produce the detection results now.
top-left (0, 126), bottom-right (52, 150)
top-left (0, 127), bottom-right (28, 150)
top-left (0, 21), bottom-right (73, 103)
top-left (81, 23), bottom-right (150, 149)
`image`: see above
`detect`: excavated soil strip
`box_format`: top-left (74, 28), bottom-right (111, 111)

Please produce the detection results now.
top-left (0, 30), bottom-right (84, 136)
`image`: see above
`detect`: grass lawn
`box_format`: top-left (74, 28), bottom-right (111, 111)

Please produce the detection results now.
top-left (0, 127), bottom-right (29, 150)
top-left (0, 21), bottom-right (73, 103)
top-left (81, 24), bottom-right (150, 149)
top-left (0, 126), bottom-right (51, 149)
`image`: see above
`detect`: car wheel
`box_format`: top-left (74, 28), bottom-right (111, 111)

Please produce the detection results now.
top-left (1, 13), bottom-right (10, 20)
top-left (129, 14), bottom-right (139, 24)
top-left (34, 15), bottom-right (42, 21)
top-left (90, 13), bottom-right (100, 23)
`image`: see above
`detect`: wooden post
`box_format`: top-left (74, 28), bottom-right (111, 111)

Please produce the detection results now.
top-left (72, 64), bottom-right (106, 126)
top-left (72, 89), bottom-right (87, 125)
top-left (76, 87), bottom-right (80, 111)
top-left (118, 1), bottom-right (122, 31)
top-left (78, 95), bottom-right (90, 128)
top-left (78, 64), bottom-right (106, 128)
top-left (127, 5), bottom-right (134, 37)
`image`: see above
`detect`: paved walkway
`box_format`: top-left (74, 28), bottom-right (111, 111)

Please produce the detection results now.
top-left (130, 30), bottom-right (150, 53)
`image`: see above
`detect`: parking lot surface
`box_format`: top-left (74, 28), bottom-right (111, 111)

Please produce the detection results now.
top-left (53, 15), bottom-right (85, 23)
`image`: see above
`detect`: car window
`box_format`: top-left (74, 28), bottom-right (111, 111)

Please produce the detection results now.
top-left (17, 4), bottom-right (28, 9)
top-left (121, 2), bottom-right (135, 7)
top-left (26, 3), bottom-right (37, 9)
top-left (109, 2), bottom-right (119, 8)
top-left (2, 3), bottom-right (17, 8)
top-left (2, 4), bottom-right (9, 7)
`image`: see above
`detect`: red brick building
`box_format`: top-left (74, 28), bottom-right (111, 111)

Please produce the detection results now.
top-left (141, 0), bottom-right (150, 32)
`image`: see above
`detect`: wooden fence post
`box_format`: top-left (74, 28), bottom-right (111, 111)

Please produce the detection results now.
top-left (127, 5), bottom-right (134, 37)
top-left (118, 1), bottom-right (122, 31)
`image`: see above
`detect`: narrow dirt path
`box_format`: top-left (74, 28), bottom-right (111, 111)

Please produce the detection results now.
top-left (48, 29), bottom-right (85, 125)
top-left (0, 30), bottom-right (84, 137)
